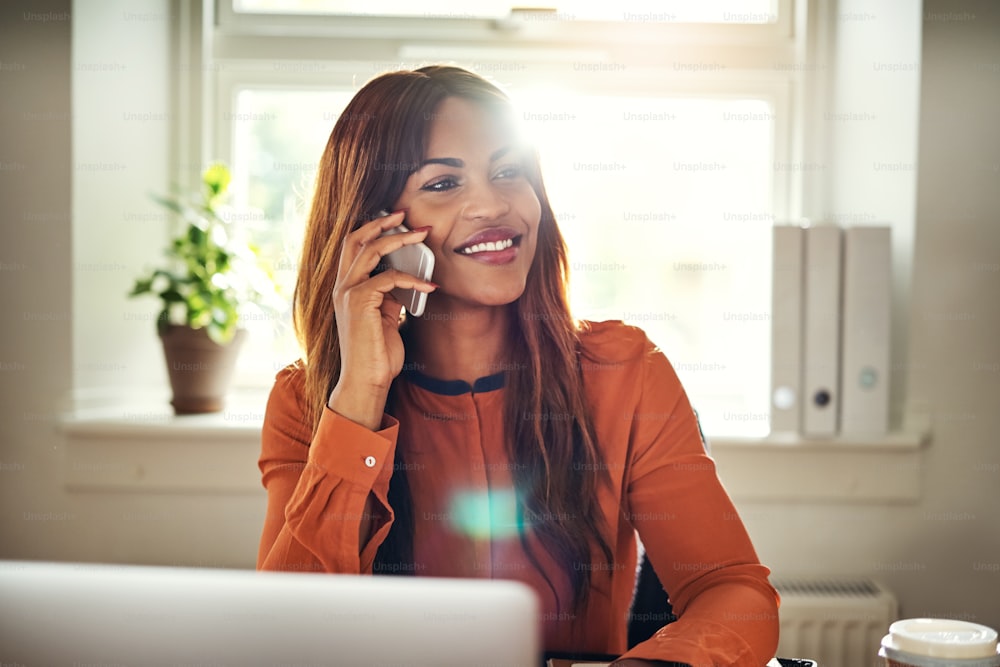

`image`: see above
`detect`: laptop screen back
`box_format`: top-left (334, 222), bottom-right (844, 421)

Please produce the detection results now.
top-left (0, 560), bottom-right (540, 667)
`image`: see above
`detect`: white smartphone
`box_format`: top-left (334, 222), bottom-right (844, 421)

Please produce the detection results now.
top-left (376, 210), bottom-right (435, 317)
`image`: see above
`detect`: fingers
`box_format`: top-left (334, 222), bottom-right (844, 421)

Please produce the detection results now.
top-left (379, 292), bottom-right (405, 328)
top-left (338, 211), bottom-right (432, 287)
top-left (353, 209), bottom-right (407, 245)
top-left (335, 268), bottom-right (437, 320)
top-left (364, 268), bottom-right (438, 296)
top-left (344, 229), bottom-right (433, 289)
top-left (336, 210), bottom-right (403, 284)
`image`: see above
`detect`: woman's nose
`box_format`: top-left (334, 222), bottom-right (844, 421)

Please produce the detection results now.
top-left (460, 179), bottom-right (510, 221)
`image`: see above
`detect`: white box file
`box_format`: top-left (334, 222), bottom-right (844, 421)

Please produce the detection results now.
top-left (802, 226), bottom-right (843, 436)
top-left (840, 226), bottom-right (891, 434)
top-left (770, 226), bottom-right (805, 433)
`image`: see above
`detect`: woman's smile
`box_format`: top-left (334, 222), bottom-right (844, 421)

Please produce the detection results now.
top-left (392, 96), bottom-right (541, 310)
top-left (454, 227), bottom-right (523, 264)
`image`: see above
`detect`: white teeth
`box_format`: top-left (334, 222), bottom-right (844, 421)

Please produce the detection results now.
top-left (461, 238), bottom-right (514, 255)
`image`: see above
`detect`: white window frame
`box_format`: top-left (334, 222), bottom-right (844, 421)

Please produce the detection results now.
top-left (215, 0), bottom-right (797, 45)
top-left (201, 0), bottom-right (819, 215)
top-left (172, 0), bottom-right (827, 401)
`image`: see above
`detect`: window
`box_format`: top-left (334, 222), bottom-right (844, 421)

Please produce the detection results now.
top-left (201, 0), bottom-right (812, 437)
top-left (229, 0), bottom-right (779, 24)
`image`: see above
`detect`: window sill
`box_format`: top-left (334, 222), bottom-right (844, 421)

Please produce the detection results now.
top-left (60, 398), bottom-right (266, 495)
top-left (709, 426), bottom-right (929, 503)
top-left (60, 400), bottom-right (930, 502)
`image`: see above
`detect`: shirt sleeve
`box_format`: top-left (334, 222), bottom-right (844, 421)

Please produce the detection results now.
top-left (615, 344), bottom-right (780, 667)
top-left (256, 366), bottom-right (399, 574)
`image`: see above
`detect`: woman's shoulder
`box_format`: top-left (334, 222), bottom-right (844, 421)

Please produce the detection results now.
top-left (274, 359), bottom-right (306, 385)
top-left (261, 360), bottom-right (315, 446)
top-left (268, 360), bottom-right (308, 411)
top-left (576, 319), bottom-right (658, 365)
top-left (575, 320), bottom-right (683, 399)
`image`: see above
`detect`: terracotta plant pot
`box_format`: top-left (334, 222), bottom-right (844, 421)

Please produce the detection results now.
top-left (159, 325), bottom-right (247, 414)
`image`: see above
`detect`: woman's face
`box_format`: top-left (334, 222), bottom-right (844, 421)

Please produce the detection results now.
top-left (392, 96), bottom-right (541, 311)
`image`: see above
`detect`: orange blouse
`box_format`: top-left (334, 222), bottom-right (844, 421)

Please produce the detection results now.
top-left (258, 320), bottom-right (779, 666)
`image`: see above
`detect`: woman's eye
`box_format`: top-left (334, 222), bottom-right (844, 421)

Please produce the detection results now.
top-left (421, 176), bottom-right (459, 192)
top-left (494, 164), bottom-right (523, 180)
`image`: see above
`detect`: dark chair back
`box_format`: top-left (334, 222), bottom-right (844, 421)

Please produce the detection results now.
top-left (627, 550), bottom-right (676, 648)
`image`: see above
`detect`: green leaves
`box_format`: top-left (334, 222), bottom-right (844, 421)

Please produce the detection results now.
top-left (202, 162), bottom-right (231, 202)
top-left (187, 224), bottom-right (205, 245)
top-left (127, 162), bottom-right (279, 345)
top-left (129, 277), bottom-right (153, 297)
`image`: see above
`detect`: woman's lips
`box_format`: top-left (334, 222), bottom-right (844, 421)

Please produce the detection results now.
top-left (454, 228), bottom-right (523, 265)
top-left (458, 236), bottom-right (517, 255)
top-left (454, 227), bottom-right (520, 251)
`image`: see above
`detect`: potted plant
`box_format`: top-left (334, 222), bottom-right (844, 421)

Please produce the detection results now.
top-left (129, 163), bottom-right (279, 414)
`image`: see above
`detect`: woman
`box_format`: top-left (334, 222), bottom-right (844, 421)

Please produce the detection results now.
top-left (257, 65), bottom-right (779, 666)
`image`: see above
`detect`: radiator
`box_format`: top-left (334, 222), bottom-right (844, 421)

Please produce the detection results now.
top-left (774, 578), bottom-right (899, 667)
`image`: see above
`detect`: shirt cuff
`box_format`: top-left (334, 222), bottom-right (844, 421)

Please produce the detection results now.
top-left (307, 407), bottom-right (399, 489)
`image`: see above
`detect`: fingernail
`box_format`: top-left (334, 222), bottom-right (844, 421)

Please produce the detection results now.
top-left (392, 209), bottom-right (407, 216)
top-left (428, 282), bottom-right (440, 289)
top-left (413, 225), bottom-right (432, 233)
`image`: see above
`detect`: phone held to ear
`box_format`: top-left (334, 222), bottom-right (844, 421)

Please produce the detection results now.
top-left (376, 210), bottom-right (435, 318)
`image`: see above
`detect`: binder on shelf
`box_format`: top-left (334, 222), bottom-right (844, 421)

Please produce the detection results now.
top-left (840, 226), bottom-right (891, 434)
top-left (770, 225), bottom-right (804, 433)
top-left (802, 225), bottom-right (843, 436)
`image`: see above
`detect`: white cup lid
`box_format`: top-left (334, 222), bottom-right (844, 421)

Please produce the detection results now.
top-left (883, 618), bottom-right (999, 659)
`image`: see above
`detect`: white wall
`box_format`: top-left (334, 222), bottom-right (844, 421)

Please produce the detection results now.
top-left (0, 0), bottom-right (265, 568)
top-left (0, 0), bottom-right (75, 560)
top-left (0, 0), bottom-right (997, 635)
top-left (904, 0), bottom-right (999, 626)
top-left (738, 0), bottom-right (1000, 631)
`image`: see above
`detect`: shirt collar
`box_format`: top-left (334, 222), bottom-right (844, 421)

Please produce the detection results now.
top-left (400, 368), bottom-right (505, 395)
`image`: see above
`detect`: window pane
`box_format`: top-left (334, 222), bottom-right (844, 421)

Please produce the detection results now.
top-left (233, 0), bottom-right (779, 24)
top-left (230, 88), bottom-right (773, 436)
top-left (511, 91), bottom-right (773, 436)
top-left (229, 88), bottom-right (356, 383)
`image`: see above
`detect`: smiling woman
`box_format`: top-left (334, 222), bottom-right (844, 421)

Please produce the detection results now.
top-left (391, 97), bottom-right (541, 310)
top-left (257, 65), bottom-right (779, 667)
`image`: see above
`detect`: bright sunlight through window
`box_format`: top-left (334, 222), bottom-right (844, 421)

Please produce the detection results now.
top-left (229, 85), bottom-right (774, 436)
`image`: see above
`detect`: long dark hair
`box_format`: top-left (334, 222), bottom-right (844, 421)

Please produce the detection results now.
top-left (293, 65), bottom-right (614, 612)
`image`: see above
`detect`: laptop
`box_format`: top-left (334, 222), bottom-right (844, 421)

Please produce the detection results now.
top-left (0, 560), bottom-right (539, 666)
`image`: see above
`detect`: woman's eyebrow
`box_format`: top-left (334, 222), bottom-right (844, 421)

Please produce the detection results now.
top-left (490, 146), bottom-right (511, 162)
top-left (417, 147), bottom-right (513, 170)
top-left (419, 157), bottom-right (463, 168)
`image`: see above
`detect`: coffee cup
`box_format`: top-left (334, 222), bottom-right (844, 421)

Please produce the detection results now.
top-left (879, 618), bottom-right (1000, 667)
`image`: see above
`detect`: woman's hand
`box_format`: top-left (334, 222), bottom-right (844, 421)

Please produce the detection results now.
top-left (327, 210), bottom-right (436, 429)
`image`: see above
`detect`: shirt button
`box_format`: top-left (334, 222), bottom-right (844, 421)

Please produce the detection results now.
top-left (364, 455), bottom-right (376, 468)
